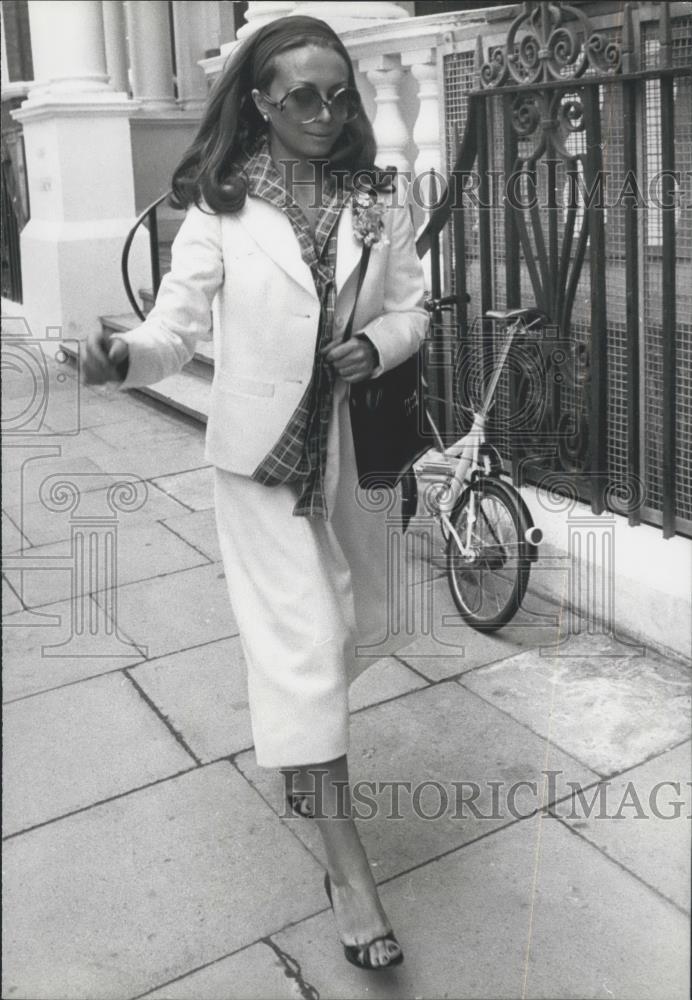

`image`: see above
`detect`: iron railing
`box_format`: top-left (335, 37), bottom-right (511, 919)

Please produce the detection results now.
top-left (1, 159), bottom-right (22, 303)
top-left (1, 136), bottom-right (27, 304)
top-left (121, 191), bottom-right (170, 322)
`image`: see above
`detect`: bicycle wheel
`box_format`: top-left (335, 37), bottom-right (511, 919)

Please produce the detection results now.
top-left (446, 477), bottom-right (530, 632)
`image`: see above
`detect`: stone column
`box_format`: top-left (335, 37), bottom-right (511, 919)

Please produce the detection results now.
top-left (28, 0), bottom-right (110, 94)
top-left (171, 0), bottom-right (214, 110)
top-left (14, 0), bottom-right (149, 341)
top-left (102, 0), bottom-right (129, 94)
top-left (359, 54), bottom-right (410, 174)
top-left (124, 0), bottom-right (176, 110)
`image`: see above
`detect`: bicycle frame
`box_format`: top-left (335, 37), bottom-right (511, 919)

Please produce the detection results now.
top-left (419, 314), bottom-right (527, 556)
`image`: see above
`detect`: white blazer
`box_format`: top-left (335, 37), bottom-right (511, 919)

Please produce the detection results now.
top-left (116, 179), bottom-right (429, 476)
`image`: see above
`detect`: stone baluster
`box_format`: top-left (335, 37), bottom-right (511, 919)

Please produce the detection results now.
top-left (359, 54), bottom-right (410, 175)
top-left (402, 48), bottom-right (441, 212)
top-left (124, 0), bottom-right (176, 110)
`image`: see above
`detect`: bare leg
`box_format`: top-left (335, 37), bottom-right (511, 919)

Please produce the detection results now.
top-left (282, 755), bottom-right (402, 968)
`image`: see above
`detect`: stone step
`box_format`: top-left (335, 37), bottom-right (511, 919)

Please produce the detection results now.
top-left (58, 316), bottom-right (215, 425)
top-left (130, 368), bottom-right (210, 424)
top-left (100, 312), bottom-right (214, 378)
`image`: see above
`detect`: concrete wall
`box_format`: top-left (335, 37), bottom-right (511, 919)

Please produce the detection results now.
top-left (520, 486), bottom-right (692, 663)
top-left (129, 114), bottom-right (200, 242)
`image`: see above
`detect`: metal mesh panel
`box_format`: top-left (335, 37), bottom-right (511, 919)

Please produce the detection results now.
top-left (443, 50), bottom-right (478, 306)
top-left (670, 19), bottom-right (692, 523)
top-left (489, 94), bottom-right (510, 457)
top-left (599, 81), bottom-right (629, 494)
top-left (641, 62), bottom-right (664, 515)
top-left (443, 50), bottom-right (479, 436)
top-left (641, 16), bottom-right (692, 525)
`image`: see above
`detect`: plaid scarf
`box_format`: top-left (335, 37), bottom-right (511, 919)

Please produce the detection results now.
top-left (241, 140), bottom-right (349, 518)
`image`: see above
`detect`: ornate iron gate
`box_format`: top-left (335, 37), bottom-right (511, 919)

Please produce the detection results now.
top-left (426, 1), bottom-right (691, 538)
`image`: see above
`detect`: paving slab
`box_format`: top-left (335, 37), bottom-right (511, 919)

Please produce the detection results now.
top-left (272, 813), bottom-right (690, 1000)
top-left (5, 453), bottom-right (113, 506)
top-left (236, 682), bottom-right (598, 881)
top-left (13, 519), bottom-right (210, 609)
top-left (129, 636), bottom-right (254, 763)
top-left (2, 671), bottom-right (194, 835)
top-left (0, 359), bottom-right (83, 429)
top-left (92, 562), bottom-right (238, 659)
top-left (460, 638), bottom-right (692, 776)
top-left (152, 466), bottom-right (216, 511)
top-left (161, 507), bottom-right (222, 561)
top-left (144, 941), bottom-right (297, 999)
top-left (349, 656), bottom-right (429, 713)
top-left (95, 436), bottom-right (208, 482)
top-left (2, 576), bottom-right (23, 615)
top-left (2, 596), bottom-right (143, 701)
top-left (131, 642), bottom-right (427, 766)
top-left (553, 740), bottom-right (692, 911)
top-left (88, 415), bottom-right (200, 452)
top-left (2, 441), bottom-right (57, 475)
top-left (86, 416), bottom-right (207, 480)
top-left (10, 483), bottom-right (189, 548)
top-left (2, 510), bottom-right (27, 553)
top-left (2, 762), bottom-right (326, 1000)
top-left (41, 384), bottom-right (163, 432)
top-left (395, 575), bottom-right (564, 681)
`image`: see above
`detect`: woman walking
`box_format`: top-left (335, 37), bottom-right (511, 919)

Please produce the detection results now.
top-left (85, 15), bottom-right (427, 970)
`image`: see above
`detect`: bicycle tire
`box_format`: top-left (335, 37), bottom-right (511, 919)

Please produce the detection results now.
top-left (446, 477), bottom-right (530, 632)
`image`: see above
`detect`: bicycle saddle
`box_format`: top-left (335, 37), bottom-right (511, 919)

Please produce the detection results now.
top-left (485, 307), bottom-right (552, 326)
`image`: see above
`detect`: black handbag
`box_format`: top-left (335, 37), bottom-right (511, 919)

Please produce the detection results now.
top-left (344, 246), bottom-right (429, 490)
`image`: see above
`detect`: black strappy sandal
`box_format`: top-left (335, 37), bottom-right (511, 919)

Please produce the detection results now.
top-left (323, 872), bottom-right (404, 971)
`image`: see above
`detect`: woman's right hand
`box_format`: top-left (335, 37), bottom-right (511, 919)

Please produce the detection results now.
top-left (84, 329), bottom-right (130, 386)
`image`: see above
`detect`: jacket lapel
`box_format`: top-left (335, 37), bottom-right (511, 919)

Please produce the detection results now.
top-left (334, 198), bottom-right (363, 298)
top-left (236, 193), bottom-right (363, 304)
top-left (236, 198), bottom-right (317, 300)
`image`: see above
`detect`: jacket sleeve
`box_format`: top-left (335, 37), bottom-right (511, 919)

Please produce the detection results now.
top-left (357, 180), bottom-right (429, 378)
top-left (113, 204), bottom-right (224, 389)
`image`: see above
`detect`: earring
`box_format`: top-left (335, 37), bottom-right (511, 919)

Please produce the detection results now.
top-left (262, 114), bottom-right (269, 122)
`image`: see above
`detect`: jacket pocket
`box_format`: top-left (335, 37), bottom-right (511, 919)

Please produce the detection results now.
top-left (206, 378), bottom-right (308, 476)
top-left (218, 374), bottom-right (275, 398)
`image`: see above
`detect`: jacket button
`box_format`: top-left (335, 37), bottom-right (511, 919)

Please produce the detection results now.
top-left (335, 317), bottom-right (344, 329)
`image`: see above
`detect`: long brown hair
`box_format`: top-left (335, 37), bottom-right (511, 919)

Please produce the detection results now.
top-left (170, 16), bottom-right (383, 213)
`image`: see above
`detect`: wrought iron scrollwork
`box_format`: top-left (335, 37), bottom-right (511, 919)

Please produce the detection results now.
top-left (474, 3), bottom-right (607, 477)
top-left (479, 0), bottom-right (622, 89)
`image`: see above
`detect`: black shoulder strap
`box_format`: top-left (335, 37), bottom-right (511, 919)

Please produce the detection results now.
top-left (343, 245), bottom-right (371, 342)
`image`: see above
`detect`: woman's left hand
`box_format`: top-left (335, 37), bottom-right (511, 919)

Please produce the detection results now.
top-left (321, 335), bottom-right (378, 383)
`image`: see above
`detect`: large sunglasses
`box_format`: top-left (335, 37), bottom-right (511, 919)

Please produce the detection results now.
top-left (261, 84), bottom-right (361, 124)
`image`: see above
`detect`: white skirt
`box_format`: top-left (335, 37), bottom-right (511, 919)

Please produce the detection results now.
top-left (213, 380), bottom-right (405, 768)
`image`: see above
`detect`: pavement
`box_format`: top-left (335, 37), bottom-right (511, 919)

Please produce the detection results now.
top-left (2, 335), bottom-right (691, 1000)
